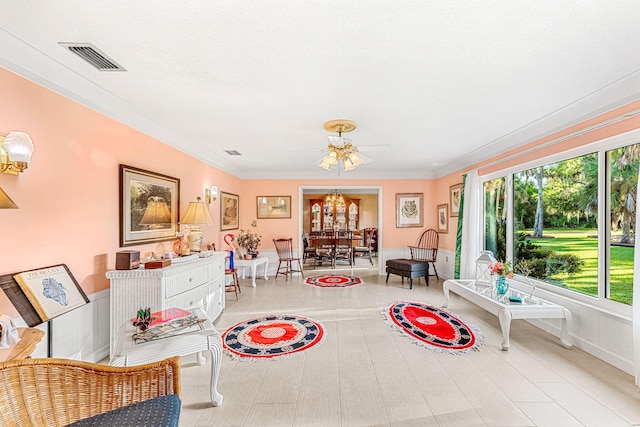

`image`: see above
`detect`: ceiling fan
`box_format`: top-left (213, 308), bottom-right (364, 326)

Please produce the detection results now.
top-left (318, 119), bottom-right (389, 172)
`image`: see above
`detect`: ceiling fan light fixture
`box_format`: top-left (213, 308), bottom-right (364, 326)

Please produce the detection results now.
top-left (319, 119), bottom-right (367, 173)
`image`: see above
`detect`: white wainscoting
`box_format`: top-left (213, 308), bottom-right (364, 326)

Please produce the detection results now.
top-left (13, 247), bottom-right (633, 376)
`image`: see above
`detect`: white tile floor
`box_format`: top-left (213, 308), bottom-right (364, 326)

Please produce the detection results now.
top-left (178, 267), bottom-right (640, 427)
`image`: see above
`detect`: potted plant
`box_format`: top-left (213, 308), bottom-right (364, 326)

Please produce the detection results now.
top-left (236, 229), bottom-right (262, 258)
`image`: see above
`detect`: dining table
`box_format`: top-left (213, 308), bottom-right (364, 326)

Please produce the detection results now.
top-left (308, 232), bottom-right (362, 267)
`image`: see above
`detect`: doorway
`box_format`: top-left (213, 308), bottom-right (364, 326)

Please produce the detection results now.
top-left (298, 185), bottom-right (383, 275)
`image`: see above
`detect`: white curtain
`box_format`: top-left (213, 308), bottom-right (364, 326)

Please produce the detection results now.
top-left (459, 169), bottom-right (482, 279)
top-left (634, 163), bottom-right (640, 388)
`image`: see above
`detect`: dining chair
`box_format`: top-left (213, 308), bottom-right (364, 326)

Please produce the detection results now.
top-left (302, 233), bottom-right (317, 268)
top-left (273, 238), bottom-right (304, 281)
top-left (353, 228), bottom-right (375, 265)
top-left (334, 231), bottom-right (353, 267)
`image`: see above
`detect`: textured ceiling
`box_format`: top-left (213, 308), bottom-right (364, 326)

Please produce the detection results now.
top-left (2, 1), bottom-right (640, 179)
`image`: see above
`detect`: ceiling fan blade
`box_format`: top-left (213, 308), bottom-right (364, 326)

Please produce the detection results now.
top-left (356, 145), bottom-right (391, 152)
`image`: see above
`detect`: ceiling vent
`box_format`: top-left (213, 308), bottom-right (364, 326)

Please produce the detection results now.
top-left (224, 150), bottom-right (242, 156)
top-left (58, 43), bottom-right (126, 71)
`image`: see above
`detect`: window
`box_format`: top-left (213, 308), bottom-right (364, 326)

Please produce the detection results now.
top-left (484, 178), bottom-right (506, 262)
top-left (482, 139), bottom-right (638, 307)
top-left (607, 144), bottom-right (638, 305)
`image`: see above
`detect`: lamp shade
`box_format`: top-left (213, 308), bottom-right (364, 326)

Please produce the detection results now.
top-left (2, 132), bottom-right (34, 163)
top-left (139, 196), bottom-right (171, 226)
top-left (181, 198), bottom-right (214, 225)
top-left (0, 187), bottom-right (18, 209)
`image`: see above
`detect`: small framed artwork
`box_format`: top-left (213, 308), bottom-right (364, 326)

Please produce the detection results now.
top-left (221, 192), bottom-right (240, 231)
top-left (257, 196), bottom-right (291, 219)
top-left (120, 165), bottom-right (180, 247)
top-left (396, 193), bottom-right (424, 228)
top-left (12, 264), bottom-right (89, 325)
top-left (450, 183), bottom-right (462, 217)
top-left (437, 204), bottom-right (449, 233)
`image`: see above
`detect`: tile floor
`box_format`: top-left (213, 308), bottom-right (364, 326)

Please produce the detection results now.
top-left (178, 267), bottom-right (640, 427)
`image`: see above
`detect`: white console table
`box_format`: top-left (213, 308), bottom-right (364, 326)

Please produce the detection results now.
top-left (443, 279), bottom-right (572, 351)
top-left (234, 256), bottom-right (269, 287)
top-left (106, 252), bottom-right (226, 357)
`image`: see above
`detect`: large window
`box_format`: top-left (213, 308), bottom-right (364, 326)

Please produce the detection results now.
top-left (607, 144), bottom-right (638, 305)
top-left (484, 141), bottom-right (637, 306)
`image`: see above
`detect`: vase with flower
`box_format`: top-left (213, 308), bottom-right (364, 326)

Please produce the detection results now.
top-left (236, 229), bottom-right (262, 259)
top-left (489, 261), bottom-right (514, 295)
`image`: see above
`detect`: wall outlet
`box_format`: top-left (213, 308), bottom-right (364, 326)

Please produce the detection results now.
top-left (445, 256), bottom-right (449, 262)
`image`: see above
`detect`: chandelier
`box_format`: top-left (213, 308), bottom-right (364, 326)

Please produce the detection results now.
top-left (324, 189), bottom-right (350, 205)
top-left (318, 120), bottom-right (367, 172)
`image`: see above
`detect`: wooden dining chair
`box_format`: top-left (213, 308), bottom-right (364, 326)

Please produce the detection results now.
top-left (334, 231), bottom-right (353, 267)
top-left (273, 238), bottom-right (304, 281)
top-left (353, 228), bottom-right (375, 265)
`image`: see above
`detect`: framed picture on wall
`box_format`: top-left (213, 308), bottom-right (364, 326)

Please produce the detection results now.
top-left (396, 193), bottom-right (423, 228)
top-left (450, 183), bottom-right (462, 217)
top-left (437, 204), bottom-right (448, 233)
top-left (221, 192), bottom-right (239, 231)
top-left (256, 196), bottom-right (291, 219)
top-left (119, 165), bottom-right (180, 247)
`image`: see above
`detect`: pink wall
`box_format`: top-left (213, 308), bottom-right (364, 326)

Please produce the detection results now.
top-left (0, 69), bottom-right (436, 316)
top-left (0, 68), bottom-right (241, 316)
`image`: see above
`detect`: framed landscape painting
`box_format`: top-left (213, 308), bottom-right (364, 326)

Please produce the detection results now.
top-left (396, 193), bottom-right (423, 228)
top-left (257, 196), bottom-right (291, 219)
top-left (119, 165), bottom-right (179, 247)
top-left (221, 192), bottom-right (239, 231)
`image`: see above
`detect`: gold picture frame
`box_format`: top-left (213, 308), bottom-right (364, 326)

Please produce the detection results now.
top-left (395, 193), bottom-right (423, 228)
top-left (437, 203), bottom-right (449, 233)
top-left (450, 183), bottom-right (462, 217)
top-left (119, 165), bottom-right (180, 247)
top-left (256, 196), bottom-right (291, 219)
top-left (221, 192), bottom-right (239, 231)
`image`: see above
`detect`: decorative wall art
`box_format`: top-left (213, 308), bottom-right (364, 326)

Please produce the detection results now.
top-left (437, 204), bottom-right (449, 233)
top-left (221, 192), bottom-right (240, 231)
top-left (256, 196), bottom-right (291, 219)
top-left (12, 264), bottom-right (89, 325)
top-left (396, 193), bottom-right (424, 228)
top-left (450, 183), bottom-right (462, 217)
top-left (119, 165), bottom-right (180, 247)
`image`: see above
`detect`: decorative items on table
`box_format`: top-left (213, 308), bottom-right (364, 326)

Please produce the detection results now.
top-left (489, 261), bottom-right (514, 295)
top-left (133, 307), bottom-right (153, 331)
top-left (172, 232), bottom-right (190, 256)
top-left (475, 250), bottom-right (497, 284)
top-left (116, 250), bottom-right (141, 270)
top-left (0, 314), bottom-right (19, 348)
top-left (236, 229), bottom-right (262, 258)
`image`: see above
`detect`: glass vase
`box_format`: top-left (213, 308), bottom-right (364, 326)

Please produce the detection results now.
top-left (495, 275), bottom-right (509, 295)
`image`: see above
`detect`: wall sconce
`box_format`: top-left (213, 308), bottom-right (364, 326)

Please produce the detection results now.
top-left (0, 132), bottom-right (34, 175)
top-left (205, 185), bottom-right (219, 204)
top-left (0, 187), bottom-right (18, 209)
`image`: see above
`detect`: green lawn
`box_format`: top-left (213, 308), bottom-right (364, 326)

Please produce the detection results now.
top-left (525, 228), bottom-right (634, 305)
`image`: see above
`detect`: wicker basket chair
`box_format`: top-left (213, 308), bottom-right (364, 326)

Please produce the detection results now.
top-left (0, 356), bottom-right (181, 427)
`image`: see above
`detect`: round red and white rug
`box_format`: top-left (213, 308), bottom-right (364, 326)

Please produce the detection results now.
top-left (304, 274), bottom-right (362, 288)
top-left (222, 314), bottom-right (325, 361)
top-left (384, 301), bottom-right (484, 353)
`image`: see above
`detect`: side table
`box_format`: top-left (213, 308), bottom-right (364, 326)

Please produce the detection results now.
top-left (234, 256), bottom-right (269, 287)
top-left (109, 308), bottom-right (224, 407)
top-left (0, 327), bottom-right (44, 362)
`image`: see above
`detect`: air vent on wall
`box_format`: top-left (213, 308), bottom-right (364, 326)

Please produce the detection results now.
top-left (58, 43), bottom-right (126, 71)
top-left (224, 150), bottom-right (243, 156)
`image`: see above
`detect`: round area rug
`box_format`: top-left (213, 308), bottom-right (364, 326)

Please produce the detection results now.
top-left (222, 314), bottom-right (325, 361)
top-left (304, 274), bottom-right (362, 288)
top-left (383, 301), bottom-right (484, 354)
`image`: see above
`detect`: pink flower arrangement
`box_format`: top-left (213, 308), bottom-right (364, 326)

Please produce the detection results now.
top-left (489, 261), bottom-right (514, 278)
